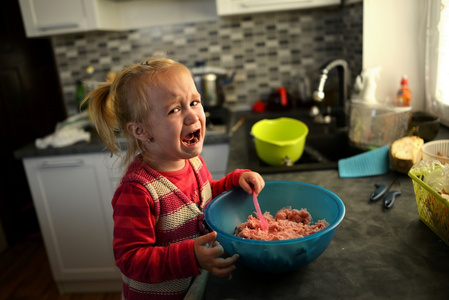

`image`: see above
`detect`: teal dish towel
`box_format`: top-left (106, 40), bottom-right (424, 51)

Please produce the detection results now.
top-left (338, 145), bottom-right (390, 178)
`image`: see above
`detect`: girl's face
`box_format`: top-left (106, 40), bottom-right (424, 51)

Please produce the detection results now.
top-left (141, 67), bottom-right (206, 171)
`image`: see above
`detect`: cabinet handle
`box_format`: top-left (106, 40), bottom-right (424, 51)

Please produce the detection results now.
top-left (39, 160), bottom-right (84, 168)
top-left (241, 0), bottom-right (311, 8)
top-left (38, 23), bottom-right (79, 31)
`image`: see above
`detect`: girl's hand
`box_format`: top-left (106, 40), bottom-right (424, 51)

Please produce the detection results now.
top-left (194, 231), bottom-right (239, 278)
top-left (239, 171), bottom-right (265, 195)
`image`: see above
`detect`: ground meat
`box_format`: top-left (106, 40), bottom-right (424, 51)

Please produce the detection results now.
top-left (235, 206), bottom-right (329, 241)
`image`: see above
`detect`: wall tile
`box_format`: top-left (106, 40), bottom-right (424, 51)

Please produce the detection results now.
top-left (52, 3), bottom-right (362, 116)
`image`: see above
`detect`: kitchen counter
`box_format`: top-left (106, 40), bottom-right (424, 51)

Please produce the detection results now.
top-left (205, 111), bottom-right (449, 299)
top-left (14, 110), bottom-right (449, 298)
top-left (14, 126), bottom-right (230, 159)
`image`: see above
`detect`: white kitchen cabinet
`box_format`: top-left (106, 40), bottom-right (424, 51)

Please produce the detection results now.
top-left (22, 153), bottom-right (121, 293)
top-left (117, 0), bottom-right (218, 30)
top-left (18, 0), bottom-right (122, 37)
top-left (104, 143), bottom-right (230, 182)
top-left (216, 0), bottom-right (340, 16)
top-left (21, 143), bottom-right (227, 293)
top-left (201, 143), bottom-right (230, 179)
top-left (19, 0), bottom-right (218, 38)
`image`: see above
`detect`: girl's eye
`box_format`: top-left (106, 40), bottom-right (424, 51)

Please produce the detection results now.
top-left (169, 107), bottom-right (180, 114)
top-left (191, 100), bottom-right (200, 106)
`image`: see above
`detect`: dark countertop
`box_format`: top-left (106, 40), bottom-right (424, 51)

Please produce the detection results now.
top-left (205, 111), bottom-right (449, 300)
top-left (15, 110), bottom-right (449, 299)
top-left (14, 126), bottom-right (231, 159)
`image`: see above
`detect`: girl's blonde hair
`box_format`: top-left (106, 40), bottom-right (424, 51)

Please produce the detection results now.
top-left (82, 57), bottom-right (186, 167)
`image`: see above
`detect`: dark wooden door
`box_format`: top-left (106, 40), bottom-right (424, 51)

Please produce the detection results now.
top-left (0, 1), bottom-right (67, 245)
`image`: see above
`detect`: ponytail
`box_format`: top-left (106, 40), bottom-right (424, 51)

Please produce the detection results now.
top-left (82, 83), bottom-right (121, 157)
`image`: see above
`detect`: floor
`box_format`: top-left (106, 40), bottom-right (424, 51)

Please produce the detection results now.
top-left (0, 232), bottom-right (121, 300)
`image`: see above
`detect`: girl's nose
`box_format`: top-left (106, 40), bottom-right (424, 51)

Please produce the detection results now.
top-left (185, 110), bottom-right (200, 125)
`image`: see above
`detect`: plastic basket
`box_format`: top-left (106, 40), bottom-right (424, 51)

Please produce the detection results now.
top-left (408, 166), bottom-right (449, 246)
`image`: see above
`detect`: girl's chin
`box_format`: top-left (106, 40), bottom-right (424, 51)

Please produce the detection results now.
top-left (181, 141), bottom-right (203, 156)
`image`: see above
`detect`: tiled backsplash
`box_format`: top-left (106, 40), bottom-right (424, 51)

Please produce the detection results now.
top-left (52, 3), bottom-right (362, 116)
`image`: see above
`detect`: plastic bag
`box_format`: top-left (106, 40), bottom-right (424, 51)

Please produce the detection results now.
top-left (411, 160), bottom-right (449, 199)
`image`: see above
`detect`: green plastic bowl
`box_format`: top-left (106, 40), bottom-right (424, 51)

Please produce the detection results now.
top-left (251, 117), bottom-right (309, 166)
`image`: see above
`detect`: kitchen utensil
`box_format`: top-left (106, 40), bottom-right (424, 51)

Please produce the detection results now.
top-left (252, 191), bottom-right (269, 231)
top-left (407, 111), bottom-right (440, 142)
top-left (230, 116), bottom-right (247, 134)
top-left (370, 177), bottom-right (399, 203)
top-left (383, 188), bottom-right (401, 209)
top-left (266, 87), bottom-right (291, 111)
top-left (382, 179), bottom-right (401, 209)
top-left (370, 177), bottom-right (402, 209)
top-left (421, 139), bottom-right (449, 164)
top-left (191, 65), bottom-right (235, 108)
top-left (205, 181), bottom-right (345, 273)
top-left (251, 117), bottom-right (309, 166)
top-left (251, 99), bottom-right (266, 112)
top-left (348, 100), bottom-right (411, 150)
top-left (338, 145), bottom-right (390, 178)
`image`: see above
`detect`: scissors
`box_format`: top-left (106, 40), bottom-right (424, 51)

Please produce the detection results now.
top-left (370, 177), bottom-right (401, 209)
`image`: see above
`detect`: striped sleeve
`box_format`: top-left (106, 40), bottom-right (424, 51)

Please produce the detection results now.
top-left (111, 182), bottom-right (200, 283)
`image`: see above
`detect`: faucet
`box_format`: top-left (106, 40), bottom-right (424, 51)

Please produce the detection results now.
top-left (312, 59), bottom-right (351, 127)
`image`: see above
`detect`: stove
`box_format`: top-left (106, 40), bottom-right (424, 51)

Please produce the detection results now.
top-left (205, 106), bottom-right (229, 135)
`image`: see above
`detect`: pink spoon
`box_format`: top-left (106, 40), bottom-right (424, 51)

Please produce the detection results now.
top-left (252, 191), bottom-right (269, 231)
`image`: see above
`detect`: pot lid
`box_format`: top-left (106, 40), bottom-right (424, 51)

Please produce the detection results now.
top-left (190, 65), bottom-right (228, 76)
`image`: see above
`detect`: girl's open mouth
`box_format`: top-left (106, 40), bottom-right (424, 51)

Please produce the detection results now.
top-left (182, 129), bottom-right (201, 146)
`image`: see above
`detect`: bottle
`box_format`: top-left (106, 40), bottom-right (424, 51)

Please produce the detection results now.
top-left (75, 79), bottom-right (85, 111)
top-left (361, 66), bottom-right (381, 104)
top-left (75, 66), bottom-right (94, 111)
top-left (397, 75), bottom-right (411, 106)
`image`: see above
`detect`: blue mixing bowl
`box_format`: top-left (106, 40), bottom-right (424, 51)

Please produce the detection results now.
top-left (205, 181), bottom-right (345, 273)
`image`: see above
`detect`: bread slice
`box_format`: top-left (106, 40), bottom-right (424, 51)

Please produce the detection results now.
top-left (390, 136), bottom-right (424, 174)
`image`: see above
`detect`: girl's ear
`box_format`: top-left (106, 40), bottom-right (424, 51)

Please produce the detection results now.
top-left (127, 122), bottom-right (150, 142)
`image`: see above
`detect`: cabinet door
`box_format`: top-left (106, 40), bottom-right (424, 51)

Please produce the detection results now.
top-left (23, 154), bottom-right (120, 282)
top-left (19, 0), bottom-right (88, 37)
top-left (102, 154), bottom-right (126, 193)
top-left (201, 143), bottom-right (229, 179)
top-left (216, 0), bottom-right (340, 16)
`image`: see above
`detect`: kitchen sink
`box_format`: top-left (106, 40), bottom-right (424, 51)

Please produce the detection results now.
top-left (245, 111), bottom-right (363, 173)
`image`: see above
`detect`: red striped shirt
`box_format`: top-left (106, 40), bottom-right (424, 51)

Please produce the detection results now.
top-left (112, 155), bottom-right (249, 299)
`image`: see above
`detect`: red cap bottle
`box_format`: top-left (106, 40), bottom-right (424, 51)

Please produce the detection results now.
top-left (397, 75), bottom-right (411, 106)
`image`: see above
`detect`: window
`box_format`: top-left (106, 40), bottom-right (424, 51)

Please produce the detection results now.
top-left (426, 0), bottom-right (449, 126)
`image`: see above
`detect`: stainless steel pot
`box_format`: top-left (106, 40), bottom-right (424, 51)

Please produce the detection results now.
top-left (191, 66), bottom-right (235, 108)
